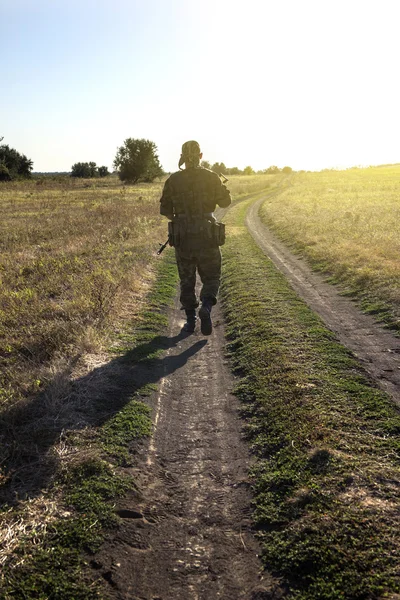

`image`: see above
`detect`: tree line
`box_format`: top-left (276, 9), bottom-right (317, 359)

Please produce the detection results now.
top-left (202, 161), bottom-right (292, 176)
top-left (71, 162), bottom-right (109, 178)
top-left (0, 135), bottom-right (292, 183)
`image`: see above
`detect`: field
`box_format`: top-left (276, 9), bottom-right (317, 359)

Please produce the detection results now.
top-left (0, 177), bottom-right (165, 400)
top-left (260, 165), bottom-right (400, 330)
top-left (1, 168), bottom-right (400, 597)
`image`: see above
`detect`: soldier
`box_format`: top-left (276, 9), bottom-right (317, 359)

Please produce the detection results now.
top-left (160, 141), bottom-right (232, 335)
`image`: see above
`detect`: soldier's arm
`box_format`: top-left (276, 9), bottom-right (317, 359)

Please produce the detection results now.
top-left (160, 177), bottom-right (174, 219)
top-left (214, 174), bottom-right (232, 208)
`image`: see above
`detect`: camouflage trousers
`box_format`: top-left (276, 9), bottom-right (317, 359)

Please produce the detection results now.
top-left (175, 246), bottom-right (222, 310)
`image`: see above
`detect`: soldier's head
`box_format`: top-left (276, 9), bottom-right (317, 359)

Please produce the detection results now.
top-left (179, 140), bottom-right (203, 169)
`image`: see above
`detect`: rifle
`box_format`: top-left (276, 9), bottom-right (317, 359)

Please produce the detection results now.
top-left (157, 239), bottom-right (169, 255)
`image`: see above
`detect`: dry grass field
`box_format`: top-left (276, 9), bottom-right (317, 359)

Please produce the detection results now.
top-left (260, 165), bottom-right (400, 329)
top-left (227, 172), bottom-right (278, 197)
top-left (0, 177), bottom-right (167, 406)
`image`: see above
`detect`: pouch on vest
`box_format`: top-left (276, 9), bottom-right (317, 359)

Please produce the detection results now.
top-left (169, 218), bottom-right (225, 249)
top-left (212, 221), bottom-right (226, 246)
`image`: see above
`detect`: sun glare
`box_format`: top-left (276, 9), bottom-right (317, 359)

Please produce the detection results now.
top-left (2, 0), bottom-right (399, 172)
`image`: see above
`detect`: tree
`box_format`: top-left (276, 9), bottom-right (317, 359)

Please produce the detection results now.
top-left (0, 162), bottom-right (11, 181)
top-left (88, 161), bottom-right (99, 177)
top-left (211, 162), bottom-right (227, 175)
top-left (113, 138), bottom-right (163, 184)
top-left (264, 165), bottom-right (281, 174)
top-left (226, 167), bottom-right (242, 175)
top-left (243, 166), bottom-right (255, 175)
top-left (98, 166), bottom-right (109, 177)
top-left (71, 162), bottom-right (101, 178)
top-left (201, 160), bottom-right (211, 169)
top-left (0, 139), bottom-right (33, 179)
top-left (71, 162), bottom-right (92, 178)
top-left (282, 166), bottom-right (292, 174)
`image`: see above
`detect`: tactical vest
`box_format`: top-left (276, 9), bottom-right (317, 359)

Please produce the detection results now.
top-left (168, 169), bottom-right (225, 250)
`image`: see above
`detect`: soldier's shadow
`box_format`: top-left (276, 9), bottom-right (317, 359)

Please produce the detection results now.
top-left (0, 330), bottom-right (207, 505)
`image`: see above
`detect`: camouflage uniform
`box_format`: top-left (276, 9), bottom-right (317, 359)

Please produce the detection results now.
top-left (160, 141), bottom-right (231, 314)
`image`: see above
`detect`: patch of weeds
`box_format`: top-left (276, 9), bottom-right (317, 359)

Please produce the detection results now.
top-left (148, 251), bottom-right (179, 309)
top-left (63, 458), bottom-right (130, 521)
top-left (2, 548), bottom-right (100, 599)
top-left (109, 250), bottom-right (178, 359)
top-left (360, 299), bottom-right (389, 316)
top-left (1, 458), bottom-right (126, 598)
top-left (101, 397), bottom-right (152, 464)
top-left (99, 253), bottom-right (177, 466)
top-left (220, 197), bottom-right (400, 598)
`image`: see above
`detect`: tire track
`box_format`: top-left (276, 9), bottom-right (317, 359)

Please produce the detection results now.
top-left (245, 194), bottom-right (400, 406)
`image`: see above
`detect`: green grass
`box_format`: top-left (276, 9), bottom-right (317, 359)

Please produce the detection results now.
top-left (221, 196), bottom-right (400, 599)
top-left (2, 459), bottom-right (128, 599)
top-left (259, 165), bottom-right (400, 332)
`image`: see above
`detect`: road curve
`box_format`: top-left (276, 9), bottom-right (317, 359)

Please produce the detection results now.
top-left (244, 193), bottom-right (400, 406)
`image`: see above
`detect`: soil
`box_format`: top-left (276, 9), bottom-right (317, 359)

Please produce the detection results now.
top-left (246, 195), bottom-right (400, 406)
top-left (93, 297), bottom-right (279, 600)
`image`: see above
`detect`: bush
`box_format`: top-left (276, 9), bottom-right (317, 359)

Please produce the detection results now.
top-left (211, 162), bottom-right (227, 175)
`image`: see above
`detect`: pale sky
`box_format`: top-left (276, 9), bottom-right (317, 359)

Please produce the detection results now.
top-left (1, 0), bottom-right (399, 173)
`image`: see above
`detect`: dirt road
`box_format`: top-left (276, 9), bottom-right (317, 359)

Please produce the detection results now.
top-left (94, 188), bottom-right (400, 599)
top-left (95, 296), bottom-right (275, 600)
top-left (246, 194), bottom-right (400, 406)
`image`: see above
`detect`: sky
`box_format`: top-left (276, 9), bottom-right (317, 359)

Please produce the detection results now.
top-left (1, 0), bottom-right (399, 173)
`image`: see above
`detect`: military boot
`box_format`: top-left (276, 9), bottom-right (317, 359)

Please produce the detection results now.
top-left (198, 298), bottom-right (213, 336)
top-left (182, 309), bottom-right (197, 333)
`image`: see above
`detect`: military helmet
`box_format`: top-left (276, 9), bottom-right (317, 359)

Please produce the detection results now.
top-left (179, 140), bottom-right (201, 168)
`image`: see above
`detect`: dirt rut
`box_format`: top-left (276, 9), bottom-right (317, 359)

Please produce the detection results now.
top-left (246, 194), bottom-right (400, 406)
top-left (94, 297), bottom-right (275, 600)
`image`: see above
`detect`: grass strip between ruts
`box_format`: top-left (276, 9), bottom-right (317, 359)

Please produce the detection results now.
top-left (220, 197), bottom-right (400, 599)
top-left (0, 250), bottom-right (179, 599)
